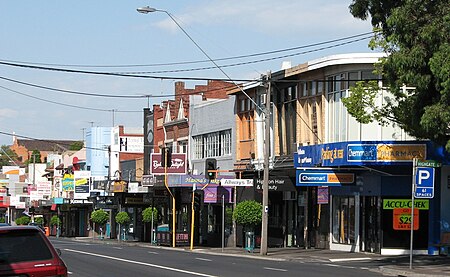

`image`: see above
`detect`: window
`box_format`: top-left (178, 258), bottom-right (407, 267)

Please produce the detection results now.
top-left (178, 140), bottom-right (187, 154)
top-left (332, 196), bottom-right (355, 244)
top-left (192, 130), bottom-right (232, 159)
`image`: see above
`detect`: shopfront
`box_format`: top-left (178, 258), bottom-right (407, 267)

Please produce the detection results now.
top-left (295, 140), bottom-right (450, 255)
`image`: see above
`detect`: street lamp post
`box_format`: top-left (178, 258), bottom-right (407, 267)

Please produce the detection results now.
top-left (137, 6), bottom-right (271, 254)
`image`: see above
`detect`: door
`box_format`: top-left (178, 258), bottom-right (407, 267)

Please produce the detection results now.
top-left (361, 196), bottom-right (381, 253)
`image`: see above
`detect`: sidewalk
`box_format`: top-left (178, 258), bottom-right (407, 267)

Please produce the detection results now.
top-left (70, 237), bottom-right (450, 277)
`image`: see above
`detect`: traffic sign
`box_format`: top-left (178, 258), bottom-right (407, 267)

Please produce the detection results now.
top-left (417, 160), bottom-right (441, 168)
top-left (415, 167), bottom-right (435, 198)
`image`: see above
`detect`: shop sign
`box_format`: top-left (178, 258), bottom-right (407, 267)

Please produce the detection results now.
top-left (125, 196), bottom-right (145, 205)
top-left (296, 171), bottom-right (354, 186)
top-left (255, 176), bottom-right (295, 191)
top-left (221, 179), bottom-right (253, 187)
top-left (150, 153), bottom-right (187, 175)
top-left (113, 180), bottom-right (127, 193)
top-left (383, 199), bottom-right (429, 210)
top-left (393, 208), bottom-right (419, 230)
top-left (295, 141), bottom-right (429, 167)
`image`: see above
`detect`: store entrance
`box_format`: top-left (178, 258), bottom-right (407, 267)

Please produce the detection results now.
top-left (360, 196), bottom-right (381, 253)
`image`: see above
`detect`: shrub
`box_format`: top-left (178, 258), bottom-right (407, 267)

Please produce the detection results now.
top-left (233, 200), bottom-right (262, 229)
top-left (15, 216), bottom-right (30, 225)
top-left (115, 212), bottom-right (131, 226)
top-left (142, 207), bottom-right (158, 223)
top-left (90, 209), bottom-right (109, 226)
top-left (50, 215), bottom-right (61, 227)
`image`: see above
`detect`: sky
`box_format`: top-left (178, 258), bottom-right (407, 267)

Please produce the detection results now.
top-left (0, 0), bottom-right (374, 146)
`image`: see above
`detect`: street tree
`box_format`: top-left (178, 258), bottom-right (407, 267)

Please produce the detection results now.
top-left (344, 0), bottom-right (450, 151)
top-left (233, 200), bottom-right (262, 232)
top-left (0, 145), bottom-right (19, 167)
top-left (90, 209), bottom-right (109, 239)
top-left (115, 211), bottom-right (131, 242)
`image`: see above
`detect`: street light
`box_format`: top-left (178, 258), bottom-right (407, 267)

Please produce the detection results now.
top-left (137, 6), bottom-right (271, 255)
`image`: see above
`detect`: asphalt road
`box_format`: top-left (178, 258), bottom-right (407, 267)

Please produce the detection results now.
top-left (50, 238), bottom-right (385, 277)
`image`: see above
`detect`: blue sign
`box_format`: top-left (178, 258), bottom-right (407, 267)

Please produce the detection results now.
top-left (415, 167), bottom-right (435, 198)
top-left (347, 144), bottom-right (377, 162)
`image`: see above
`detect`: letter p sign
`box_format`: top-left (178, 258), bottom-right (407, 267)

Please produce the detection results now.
top-left (417, 170), bottom-right (430, 185)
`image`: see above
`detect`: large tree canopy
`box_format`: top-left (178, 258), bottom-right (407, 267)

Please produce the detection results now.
top-left (346, 0), bottom-right (450, 151)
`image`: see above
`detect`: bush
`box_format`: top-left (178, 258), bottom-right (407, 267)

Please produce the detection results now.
top-left (142, 207), bottom-right (158, 223)
top-left (90, 209), bottom-right (109, 226)
top-left (50, 215), bottom-right (61, 227)
top-left (233, 200), bottom-right (262, 229)
top-left (0, 217), bottom-right (5, 223)
top-left (15, 216), bottom-right (30, 225)
top-left (34, 217), bottom-right (44, 225)
top-left (115, 212), bottom-right (131, 225)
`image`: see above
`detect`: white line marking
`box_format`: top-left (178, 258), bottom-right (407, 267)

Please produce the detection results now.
top-left (195, 258), bottom-right (212, 262)
top-left (329, 257), bottom-right (372, 262)
top-left (263, 267), bottom-right (287, 272)
top-left (113, 247), bottom-right (122, 250)
top-left (324, 264), bottom-right (341, 267)
top-left (148, 251), bottom-right (159, 255)
top-left (64, 249), bottom-right (217, 277)
top-left (68, 271), bottom-right (73, 275)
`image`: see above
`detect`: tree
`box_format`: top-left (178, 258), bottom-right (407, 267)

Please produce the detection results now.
top-left (115, 211), bottom-right (131, 241)
top-left (50, 215), bottom-right (61, 227)
top-left (345, 0), bottom-right (450, 151)
top-left (69, 141), bottom-right (84, 151)
top-left (34, 217), bottom-right (44, 226)
top-left (0, 145), bottom-right (19, 167)
top-left (233, 200), bottom-right (262, 231)
top-left (142, 207), bottom-right (158, 224)
top-left (25, 149), bottom-right (42, 165)
top-left (90, 209), bottom-right (109, 238)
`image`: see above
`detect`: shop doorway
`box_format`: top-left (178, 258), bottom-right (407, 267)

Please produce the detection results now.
top-left (360, 196), bottom-right (381, 253)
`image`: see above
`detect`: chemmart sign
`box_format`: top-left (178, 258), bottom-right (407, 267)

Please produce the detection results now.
top-left (383, 199), bottom-right (429, 210)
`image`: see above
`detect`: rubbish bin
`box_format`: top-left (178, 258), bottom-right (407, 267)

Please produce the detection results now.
top-left (44, 227), bottom-right (50, 237)
top-left (245, 231), bottom-right (255, 252)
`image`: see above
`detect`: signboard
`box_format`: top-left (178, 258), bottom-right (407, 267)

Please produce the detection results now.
top-left (203, 186), bottom-right (233, 203)
top-left (221, 179), bottom-right (253, 187)
top-left (254, 176), bottom-right (295, 191)
top-left (415, 167), bottom-right (435, 198)
top-left (36, 181), bottom-right (52, 196)
top-left (74, 171), bottom-right (90, 199)
top-left (296, 171), bottom-right (354, 186)
top-left (295, 141), bottom-right (429, 167)
top-left (150, 153), bottom-right (187, 175)
top-left (417, 160), bottom-right (441, 168)
top-left (317, 187), bottom-right (329, 204)
top-left (393, 208), bottom-right (419, 230)
top-left (119, 136), bottom-right (144, 153)
top-left (382, 199), bottom-right (429, 210)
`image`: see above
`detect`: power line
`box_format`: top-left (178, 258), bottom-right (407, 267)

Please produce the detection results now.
top-left (0, 31), bottom-right (376, 68)
top-left (0, 85), bottom-right (142, 113)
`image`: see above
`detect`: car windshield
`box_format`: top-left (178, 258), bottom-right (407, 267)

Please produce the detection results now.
top-left (0, 229), bottom-right (53, 264)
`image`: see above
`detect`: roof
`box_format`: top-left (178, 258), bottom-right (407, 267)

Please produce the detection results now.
top-left (16, 139), bottom-right (80, 152)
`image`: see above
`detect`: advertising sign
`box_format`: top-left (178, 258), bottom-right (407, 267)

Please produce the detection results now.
top-left (150, 153), bottom-right (187, 175)
top-left (382, 199), bottom-right (429, 210)
top-left (317, 187), bottom-right (329, 204)
top-left (119, 136), bottom-right (144, 153)
top-left (296, 170), bottom-right (354, 186)
top-left (62, 173), bottom-right (74, 192)
top-left (393, 208), bottom-right (419, 230)
top-left (295, 141), bottom-right (429, 167)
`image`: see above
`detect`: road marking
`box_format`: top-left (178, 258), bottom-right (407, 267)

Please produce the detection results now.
top-left (329, 257), bottom-right (371, 262)
top-left (263, 267), bottom-right (287, 272)
top-left (64, 249), bottom-right (217, 277)
top-left (68, 271), bottom-right (73, 275)
top-left (196, 258), bottom-right (212, 262)
top-left (148, 251), bottom-right (159, 255)
top-left (113, 247), bottom-right (123, 250)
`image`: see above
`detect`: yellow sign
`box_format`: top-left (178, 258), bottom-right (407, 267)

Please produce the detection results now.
top-left (377, 144), bottom-right (426, 162)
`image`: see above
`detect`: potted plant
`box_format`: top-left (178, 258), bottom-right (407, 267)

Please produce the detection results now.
top-left (232, 200), bottom-right (262, 251)
top-left (90, 209), bottom-right (109, 239)
top-left (142, 207), bottom-right (158, 243)
top-left (115, 211), bottom-right (131, 242)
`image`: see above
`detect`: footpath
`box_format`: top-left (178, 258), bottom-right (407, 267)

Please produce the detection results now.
top-left (68, 237), bottom-right (450, 277)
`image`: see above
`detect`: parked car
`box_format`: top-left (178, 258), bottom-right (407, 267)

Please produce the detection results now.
top-left (0, 225), bottom-right (68, 276)
top-left (0, 223), bottom-right (10, 227)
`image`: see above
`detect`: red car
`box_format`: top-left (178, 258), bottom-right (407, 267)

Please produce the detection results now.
top-left (0, 225), bottom-right (68, 276)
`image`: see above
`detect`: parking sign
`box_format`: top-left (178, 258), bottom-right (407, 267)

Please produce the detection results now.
top-left (415, 167), bottom-right (435, 198)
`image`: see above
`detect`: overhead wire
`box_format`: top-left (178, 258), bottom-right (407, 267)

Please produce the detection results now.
top-left (0, 31), bottom-right (376, 69)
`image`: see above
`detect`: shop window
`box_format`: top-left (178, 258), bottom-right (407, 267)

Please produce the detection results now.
top-left (332, 196), bottom-right (355, 244)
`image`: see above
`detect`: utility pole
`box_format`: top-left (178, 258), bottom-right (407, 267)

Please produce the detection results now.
top-left (260, 72), bottom-right (271, 255)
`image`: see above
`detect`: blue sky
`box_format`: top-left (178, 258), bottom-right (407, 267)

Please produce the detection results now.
top-left (0, 0), bottom-right (373, 146)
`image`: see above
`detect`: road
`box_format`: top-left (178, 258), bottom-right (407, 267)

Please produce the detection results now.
top-left (50, 238), bottom-right (385, 277)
